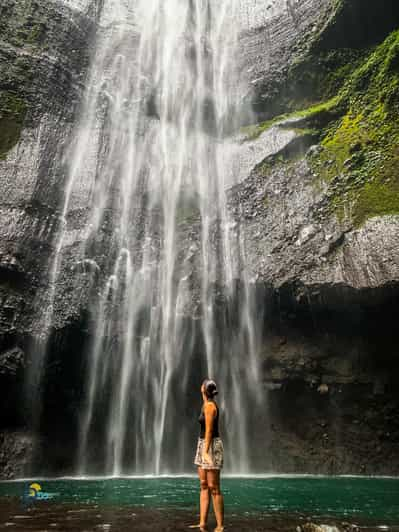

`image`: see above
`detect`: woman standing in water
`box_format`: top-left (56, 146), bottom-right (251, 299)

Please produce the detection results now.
top-left (190, 379), bottom-right (224, 532)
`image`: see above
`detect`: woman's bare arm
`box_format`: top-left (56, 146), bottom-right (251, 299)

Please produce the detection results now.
top-left (203, 401), bottom-right (216, 461)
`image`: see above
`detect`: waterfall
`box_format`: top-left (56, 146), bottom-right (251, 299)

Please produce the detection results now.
top-left (30, 0), bottom-right (268, 475)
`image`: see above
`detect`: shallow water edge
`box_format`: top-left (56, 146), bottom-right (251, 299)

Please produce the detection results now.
top-left (0, 500), bottom-right (398, 532)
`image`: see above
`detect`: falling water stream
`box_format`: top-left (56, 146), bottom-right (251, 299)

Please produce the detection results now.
top-left (30, 0), bottom-right (268, 476)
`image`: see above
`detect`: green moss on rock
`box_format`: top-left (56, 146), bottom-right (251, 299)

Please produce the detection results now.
top-left (242, 96), bottom-right (341, 141)
top-left (254, 0), bottom-right (399, 119)
top-left (354, 180), bottom-right (399, 224)
top-left (308, 29), bottom-right (399, 225)
top-left (249, 26), bottom-right (399, 227)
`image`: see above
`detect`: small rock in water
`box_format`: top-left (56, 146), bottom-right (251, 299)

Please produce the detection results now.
top-left (301, 524), bottom-right (340, 532)
top-left (341, 523), bottom-right (359, 531)
top-left (317, 383), bottom-right (329, 395)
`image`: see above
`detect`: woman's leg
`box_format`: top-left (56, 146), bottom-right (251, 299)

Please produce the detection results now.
top-left (207, 469), bottom-right (224, 531)
top-left (198, 466), bottom-right (210, 528)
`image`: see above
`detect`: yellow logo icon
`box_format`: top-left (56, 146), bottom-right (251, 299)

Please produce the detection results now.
top-left (23, 481), bottom-right (57, 504)
top-left (29, 483), bottom-right (42, 498)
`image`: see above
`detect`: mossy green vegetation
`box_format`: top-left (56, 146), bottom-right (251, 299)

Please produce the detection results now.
top-left (286, 48), bottom-right (366, 112)
top-left (255, 0), bottom-right (399, 119)
top-left (0, 92), bottom-right (27, 158)
top-left (250, 28), bottom-right (399, 227)
top-left (355, 180), bottom-right (399, 223)
top-left (308, 29), bottom-right (399, 226)
top-left (242, 96), bottom-right (341, 141)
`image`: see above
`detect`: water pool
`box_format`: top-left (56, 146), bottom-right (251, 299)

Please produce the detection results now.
top-left (0, 476), bottom-right (398, 530)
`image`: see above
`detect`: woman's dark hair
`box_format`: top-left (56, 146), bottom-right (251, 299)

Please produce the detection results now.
top-left (202, 379), bottom-right (218, 399)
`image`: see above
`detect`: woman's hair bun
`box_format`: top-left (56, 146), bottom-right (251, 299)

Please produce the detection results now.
top-left (203, 379), bottom-right (218, 398)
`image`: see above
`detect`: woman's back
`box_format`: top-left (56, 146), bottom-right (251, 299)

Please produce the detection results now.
top-left (198, 400), bottom-right (219, 438)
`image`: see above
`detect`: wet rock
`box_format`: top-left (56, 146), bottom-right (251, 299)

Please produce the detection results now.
top-left (300, 525), bottom-right (340, 532)
top-left (238, 0), bottom-right (333, 116)
top-left (341, 524), bottom-right (359, 532)
top-left (307, 144), bottom-right (323, 157)
top-left (0, 1), bottom-right (95, 342)
top-left (0, 431), bottom-right (35, 479)
top-left (229, 147), bottom-right (399, 291)
top-left (317, 383), bottom-right (329, 395)
top-left (295, 224), bottom-right (318, 246)
top-left (0, 0), bottom-right (96, 477)
top-left (0, 347), bottom-right (24, 377)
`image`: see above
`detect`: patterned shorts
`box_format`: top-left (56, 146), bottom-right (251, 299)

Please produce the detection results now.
top-left (194, 437), bottom-right (224, 470)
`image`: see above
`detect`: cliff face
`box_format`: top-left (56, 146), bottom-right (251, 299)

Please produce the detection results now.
top-left (0, 0), bottom-right (399, 477)
top-left (233, 0), bottom-right (399, 473)
top-left (0, 0), bottom-right (95, 477)
top-left (238, 0), bottom-right (333, 116)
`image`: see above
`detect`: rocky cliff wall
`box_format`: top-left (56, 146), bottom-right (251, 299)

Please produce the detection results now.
top-left (0, 0), bottom-right (95, 477)
top-left (0, 0), bottom-right (398, 477)
top-left (233, 0), bottom-right (399, 474)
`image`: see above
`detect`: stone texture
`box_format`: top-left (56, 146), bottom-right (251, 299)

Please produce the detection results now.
top-left (230, 120), bottom-right (399, 474)
top-left (0, 0), bottom-right (95, 340)
top-left (0, 0), bottom-right (95, 477)
top-left (230, 135), bottom-right (399, 290)
top-left (238, 0), bottom-right (334, 115)
top-left (0, 431), bottom-right (35, 479)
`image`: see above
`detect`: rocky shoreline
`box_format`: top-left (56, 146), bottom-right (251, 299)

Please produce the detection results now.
top-left (0, 499), bottom-right (396, 532)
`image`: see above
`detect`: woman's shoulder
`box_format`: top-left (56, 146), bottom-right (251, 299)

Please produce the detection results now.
top-left (204, 400), bottom-right (217, 413)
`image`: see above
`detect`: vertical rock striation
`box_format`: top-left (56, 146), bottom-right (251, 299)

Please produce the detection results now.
top-left (0, 0), bottom-right (95, 477)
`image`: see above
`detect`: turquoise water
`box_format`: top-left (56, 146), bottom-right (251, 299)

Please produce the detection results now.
top-left (1, 476), bottom-right (398, 523)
